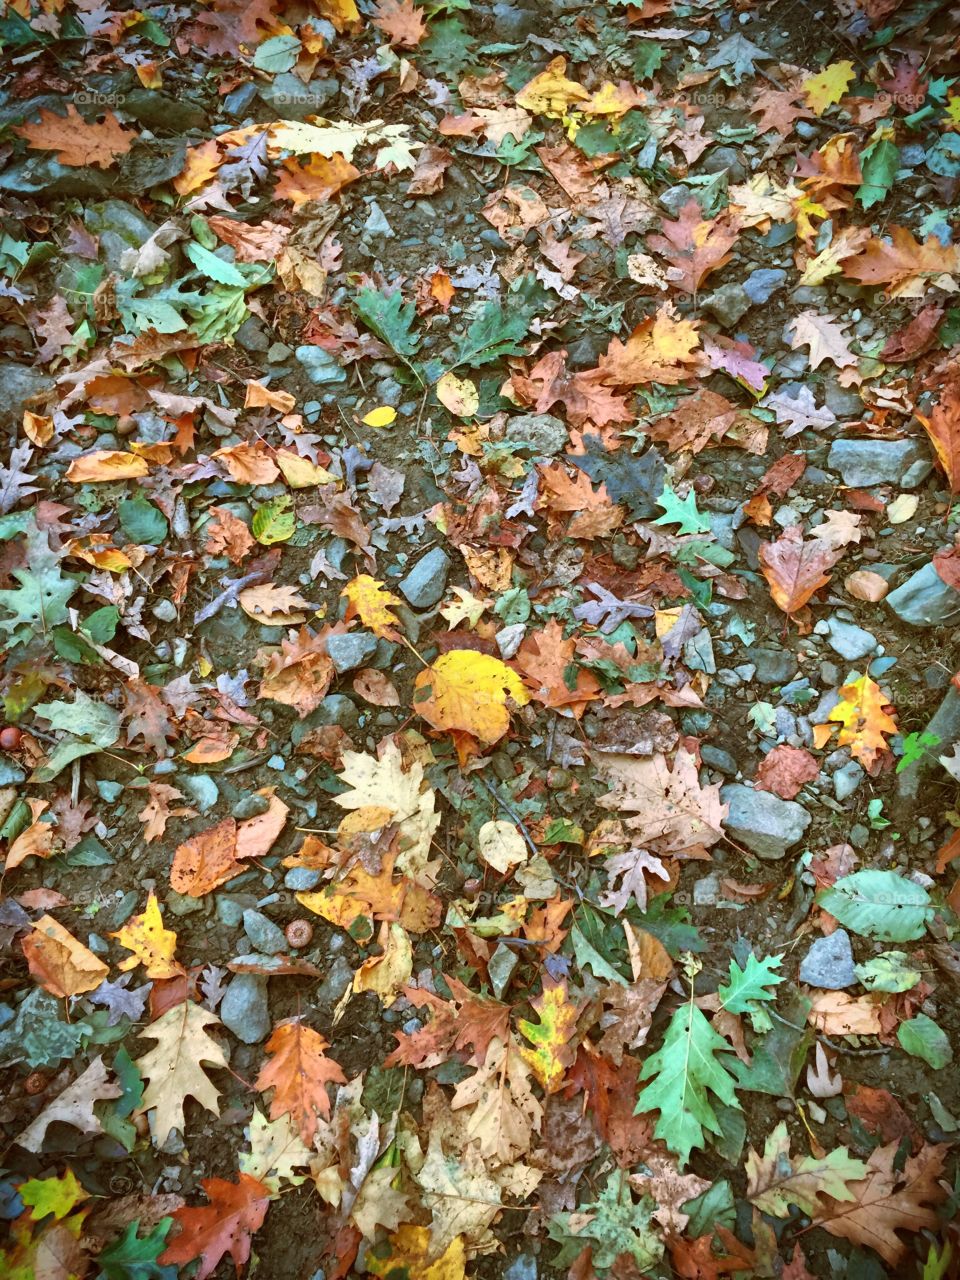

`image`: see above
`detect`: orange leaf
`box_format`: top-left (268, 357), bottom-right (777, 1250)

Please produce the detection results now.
top-left (274, 154), bottom-right (360, 207)
top-left (514, 619), bottom-right (601, 714)
top-left (255, 1018), bottom-right (347, 1144)
top-left (171, 818), bottom-right (241, 896)
top-left (65, 451), bottom-right (150, 482)
top-left (5, 798), bottom-right (62, 871)
top-left (159, 1174), bottom-right (271, 1280)
top-left (917, 370), bottom-right (960, 494)
top-left (22, 914), bottom-right (110, 997)
top-left (372, 0), bottom-right (427, 46)
top-left (15, 105), bottom-right (135, 168)
top-left (759, 525), bottom-right (843, 613)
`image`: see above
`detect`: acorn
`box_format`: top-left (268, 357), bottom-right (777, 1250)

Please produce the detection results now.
top-left (285, 919), bottom-right (313, 949)
top-left (0, 726), bottom-right (22, 751)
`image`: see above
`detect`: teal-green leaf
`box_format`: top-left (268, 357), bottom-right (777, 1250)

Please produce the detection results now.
top-left (96, 1217), bottom-right (177, 1280)
top-left (183, 241), bottom-right (248, 287)
top-left (897, 1012), bottom-right (953, 1068)
top-left (252, 33), bottom-right (301, 73)
top-left (452, 300), bottom-right (529, 368)
top-left (635, 1002), bottom-right (740, 1167)
top-left (354, 286), bottom-right (421, 358)
top-left (653, 484), bottom-right (711, 535)
top-left (118, 495), bottom-right (169, 546)
top-left (717, 952), bottom-right (785, 1014)
top-left (857, 137), bottom-right (899, 208)
top-left (815, 869), bottom-right (933, 942)
top-left (547, 1170), bottom-right (663, 1273)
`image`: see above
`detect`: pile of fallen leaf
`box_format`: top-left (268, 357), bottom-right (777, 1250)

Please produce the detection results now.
top-left (2, 0), bottom-right (960, 1276)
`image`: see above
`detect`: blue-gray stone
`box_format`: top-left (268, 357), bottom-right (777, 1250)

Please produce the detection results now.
top-left (399, 547), bottom-right (450, 608)
top-left (826, 618), bottom-right (878, 661)
top-left (243, 909), bottom-right (287, 955)
top-left (743, 268), bottom-right (786, 304)
top-left (703, 283), bottom-right (750, 327)
top-left (326, 630), bottom-right (379, 674)
top-left (295, 345), bottom-right (347, 385)
top-left (182, 774), bottom-right (219, 813)
top-left (721, 784), bottom-right (811, 859)
top-left (219, 973), bottom-right (270, 1044)
top-left (701, 745), bottom-right (738, 774)
top-left (317, 956), bottom-right (354, 1004)
top-left (799, 929), bottom-right (856, 989)
top-left (504, 1255), bottom-right (538, 1280)
top-left (887, 562), bottom-right (960, 627)
top-left (504, 413), bottom-right (567, 456)
top-left (833, 760), bottom-right (864, 801)
top-left (827, 438), bottom-right (932, 488)
top-left (284, 866), bottom-right (323, 891)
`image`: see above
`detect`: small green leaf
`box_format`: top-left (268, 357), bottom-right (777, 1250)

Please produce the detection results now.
top-left (252, 495), bottom-right (296, 545)
top-left (816, 870), bottom-right (933, 942)
top-left (183, 241), bottom-right (248, 287)
top-left (354, 286), bottom-right (421, 358)
top-left (718, 953), bottom-right (784, 1014)
top-left (452, 300), bottom-right (529, 368)
top-left (83, 605), bottom-right (120, 646)
top-left (96, 1217), bottom-right (177, 1280)
top-left (857, 136), bottom-right (899, 208)
top-left (855, 951), bottom-right (922, 993)
top-left (653, 484), bottom-right (711, 535)
top-left (118, 495), bottom-right (169, 546)
top-left (253, 33), bottom-right (301, 73)
top-left (897, 1013), bottom-right (952, 1068)
top-left (547, 1170), bottom-right (663, 1273)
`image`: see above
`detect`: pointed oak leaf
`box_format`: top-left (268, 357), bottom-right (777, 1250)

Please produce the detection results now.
top-left (341, 574), bottom-right (403, 640)
top-left (840, 227), bottom-right (960, 298)
top-left (15, 105), bottom-right (135, 168)
top-left (15, 1056), bottom-right (121, 1153)
top-left (787, 311), bottom-right (857, 370)
top-left (827, 674), bottom-right (897, 770)
top-left (159, 1174), bottom-right (271, 1280)
top-left (135, 1001), bottom-right (227, 1147)
top-left (255, 1018), bottom-right (347, 1145)
top-left (759, 525), bottom-right (843, 614)
top-left (812, 1141), bottom-right (948, 1266)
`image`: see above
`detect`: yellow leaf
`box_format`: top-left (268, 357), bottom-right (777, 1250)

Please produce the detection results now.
top-left (351, 921), bottom-right (413, 1005)
top-left (413, 650), bottom-right (529, 749)
top-left (478, 820), bottom-right (528, 873)
top-left (275, 449), bottom-right (335, 489)
top-left (110, 892), bottom-right (184, 980)
top-left (23, 410), bottom-right (53, 447)
top-left (827, 674), bottom-right (898, 770)
top-left (368, 1225), bottom-right (466, 1280)
top-left (362, 405), bottom-right (397, 427)
top-left (515, 56), bottom-right (590, 119)
top-left (65, 451), bottom-right (150, 482)
top-left (341, 574), bottom-right (403, 639)
top-left (517, 977), bottom-right (580, 1092)
top-left (436, 372), bottom-right (479, 418)
top-left (802, 61), bottom-right (856, 115)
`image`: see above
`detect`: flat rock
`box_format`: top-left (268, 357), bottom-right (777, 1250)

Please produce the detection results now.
top-left (399, 547), bottom-right (450, 608)
top-left (721, 784), bottom-right (811, 859)
top-left (799, 930), bottom-right (856, 989)
top-left (827, 438), bottom-right (932, 489)
top-left (326, 631), bottom-right (378, 674)
top-left (295, 345), bottom-right (347, 385)
top-left (751, 647), bottom-right (798, 685)
top-left (887, 562), bottom-right (960, 627)
top-left (503, 413), bottom-right (568, 456)
top-left (219, 973), bottom-right (269, 1044)
top-left (317, 955), bottom-right (354, 1004)
top-left (825, 617), bottom-right (877, 661)
top-left (242, 909), bottom-right (287, 955)
top-left (0, 363), bottom-right (54, 427)
top-left (703, 282), bottom-right (751, 327)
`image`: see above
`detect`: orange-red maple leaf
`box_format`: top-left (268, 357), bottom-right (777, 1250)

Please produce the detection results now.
top-left (255, 1018), bottom-right (347, 1145)
top-left (160, 1174), bottom-right (271, 1280)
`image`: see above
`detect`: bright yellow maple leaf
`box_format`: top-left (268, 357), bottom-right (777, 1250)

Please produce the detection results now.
top-left (802, 61), bottom-right (855, 115)
top-left (828, 674), bottom-right (897, 770)
top-left (413, 650), bottom-right (529, 750)
top-left (515, 56), bottom-right (590, 119)
top-left (110, 891), bottom-right (184, 980)
top-left (368, 1225), bottom-right (465, 1280)
top-left (341, 574), bottom-right (402, 640)
top-left (517, 977), bottom-right (580, 1093)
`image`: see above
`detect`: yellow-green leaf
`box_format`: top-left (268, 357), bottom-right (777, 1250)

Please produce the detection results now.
top-left (517, 977), bottom-right (580, 1092)
top-left (252, 496), bottom-right (296, 545)
top-left (802, 61), bottom-right (855, 115)
top-left (362, 405), bottom-right (397, 427)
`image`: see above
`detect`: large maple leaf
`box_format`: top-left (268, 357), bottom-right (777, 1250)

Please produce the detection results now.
top-left (759, 525), bottom-right (844, 614)
top-left (159, 1174), bottom-right (271, 1280)
top-left (646, 201), bottom-right (740, 293)
top-left (597, 304), bottom-right (701, 387)
top-left (812, 1141), bottom-right (948, 1266)
top-left (255, 1018), bottom-right (347, 1145)
top-left (596, 750), bottom-right (726, 857)
top-left (840, 226), bottom-right (960, 298)
top-left (14, 105), bottom-right (135, 168)
top-left (135, 1001), bottom-right (227, 1147)
top-left (513, 619), bottom-right (602, 714)
top-left (507, 350), bottom-right (633, 427)
top-left (413, 649), bottom-right (530, 751)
